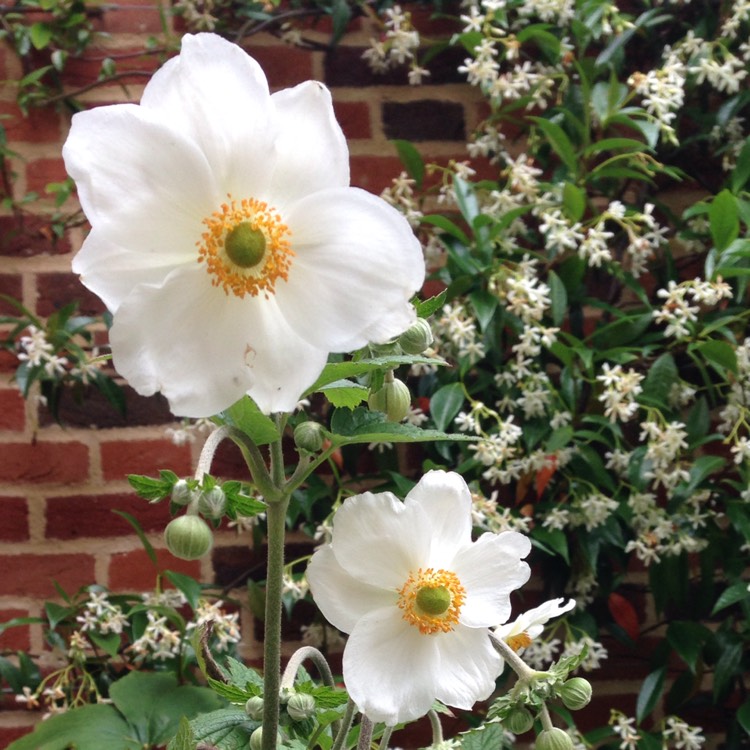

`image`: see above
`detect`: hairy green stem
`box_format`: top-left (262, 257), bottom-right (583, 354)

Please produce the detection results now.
top-left (428, 710), bottom-right (443, 745)
top-left (280, 646), bottom-right (336, 690)
top-left (261, 493), bottom-right (290, 750)
top-left (357, 715), bottom-right (374, 750)
top-left (331, 699), bottom-right (358, 750)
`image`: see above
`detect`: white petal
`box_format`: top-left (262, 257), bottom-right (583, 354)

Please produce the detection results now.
top-left (268, 81), bottom-right (349, 207)
top-left (63, 103), bottom-right (217, 250)
top-left (306, 545), bottom-right (396, 634)
top-left (108, 266), bottom-right (328, 417)
top-left (343, 606), bottom-right (439, 725)
top-left (404, 470), bottom-right (473, 567)
top-left (433, 626), bottom-right (503, 708)
top-left (139, 33), bottom-right (274, 197)
top-left (329, 491), bottom-right (430, 589)
top-left (509, 598), bottom-right (576, 640)
top-left (276, 187), bottom-right (424, 352)
top-left (452, 532), bottom-right (531, 628)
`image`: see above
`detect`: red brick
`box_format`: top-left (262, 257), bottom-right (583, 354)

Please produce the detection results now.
top-left (35, 271), bottom-right (106, 317)
top-left (0, 725), bottom-right (35, 746)
top-left (0, 274), bottom-right (23, 313)
top-left (25, 158), bottom-right (69, 195)
top-left (350, 155), bottom-right (404, 193)
top-left (0, 608), bottom-right (32, 651)
top-left (247, 44), bottom-right (313, 88)
top-left (0, 441), bottom-right (89, 484)
top-left (100, 439), bottom-right (192, 481)
top-left (63, 48), bottom-right (162, 88)
top-left (45, 492), bottom-right (170, 540)
top-left (0, 388), bottom-right (25, 431)
top-left (0, 102), bottom-right (62, 144)
top-left (333, 100), bottom-right (371, 140)
top-left (0, 553), bottom-right (95, 597)
top-left (101, 0), bottom-right (164, 34)
top-left (0, 348), bottom-right (18, 373)
top-left (108, 547), bottom-right (201, 591)
top-left (0, 497), bottom-right (29, 541)
top-left (0, 214), bottom-right (71, 258)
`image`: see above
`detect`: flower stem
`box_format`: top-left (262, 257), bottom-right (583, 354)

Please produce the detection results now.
top-left (261, 489), bottom-right (290, 750)
top-left (280, 646), bottom-right (335, 690)
top-left (331, 699), bottom-right (358, 750)
top-left (357, 715), bottom-right (374, 750)
top-left (489, 631), bottom-right (542, 682)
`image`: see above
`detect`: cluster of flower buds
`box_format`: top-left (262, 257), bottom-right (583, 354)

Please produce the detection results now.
top-left (164, 479), bottom-right (227, 560)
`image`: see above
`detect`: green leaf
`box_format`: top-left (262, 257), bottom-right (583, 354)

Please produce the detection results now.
top-left (29, 22), bottom-right (53, 50)
top-left (392, 139), bottom-right (424, 189)
top-left (429, 383), bottom-right (466, 432)
top-left (113, 509), bottom-right (157, 565)
top-left (170, 717), bottom-right (196, 750)
top-left (694, 338), bottom-right (738, 375)
top-left (548, 270), bottom-right (568, 327)
top-left (528, 115), bottom-right (578, 175)
top-left (453, 176), bottom-right (480, 225)
top-left (45, 601), bottom-right (72, 629)
top-left (319, 379), bottom-right (369, 409)
top-left (421, 214), bottom-right (470, 246)
top-left (218, 397), bottom-right (279, 446)
top-left (469, 288), bottom-right (498, 331)
top-left (636, 667), bottom-right (666, 724)
top-left (180, 706), bottom-right (258, 750)
top-left (731, 138), bottom-right (750, 194)
top-left (308, 355), bottom-right (445, 394)
top-left (713, 640), bottom-right (743, 702)
top-left (88, 630), bottom-right (121, 658)
top-left (711, 580), bottom-right (750, 615)
top-left (415, 290), bottom-right (447, 318)
top-left (127, 474), bottom-right (172, 502)
top-left (531, 527), bottom-right (569, 563)
top-left (709, 189), bottom-right (740, 252)
top-left (667, 621), bottom-right (712, 672)
top-left (165, 570), bottom-right (202, 609)
top-left (639, 352), bottom-right (677, 407)
top-left (737, 697), bottom-right (750, 735)
top-left (459, 722), bottom-right (507, 750)
top-left (329, 407), bottom-right (475, 445)
top-left (6, 704), bottom-right (136, 750)
top-left (562, 182), bottom-right (586, 222)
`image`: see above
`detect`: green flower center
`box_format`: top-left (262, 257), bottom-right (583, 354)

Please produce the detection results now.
top-left (416, 585), bottom-right (451, 616)
top-left (224, 221), bottom-right (266, 268)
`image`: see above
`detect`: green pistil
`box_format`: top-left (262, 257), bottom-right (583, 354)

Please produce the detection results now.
top-left (416, 585), bottom-right (451, 616)
top-left (225, 222), bottom-right (266, 268)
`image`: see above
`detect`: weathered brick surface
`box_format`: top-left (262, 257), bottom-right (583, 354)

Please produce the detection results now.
top-left (35, 272), bottom-right (106, 317)
top-left (100, 439), bottom-right (193, 481)
top-left (0, 388), bottom-right (25, 431)
top-left (0, 442), bottom-right (89, 484)
top-left (0, 608), bottom-right (32, 651)
top-left (0, 496), bottom-right (29, 541)
top-left (107, 547), bottom-right (201, 591)
top-left (0, 553), bottom-right (96, 597)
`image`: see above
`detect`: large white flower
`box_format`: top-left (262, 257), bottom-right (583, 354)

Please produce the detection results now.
top-left (63, 33), bottom-right (424, 417)
top-left (306, 470), bottom-right (532, 725)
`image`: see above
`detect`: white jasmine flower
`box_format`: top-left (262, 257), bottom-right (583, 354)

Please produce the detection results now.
top-left (64, 33), bottom-right (424, 417)
top-left (307, 470), bottom-right (531, 725)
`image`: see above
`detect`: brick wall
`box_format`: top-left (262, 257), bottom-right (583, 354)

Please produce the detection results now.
top-left (0, 6), bottom-right (483, 743)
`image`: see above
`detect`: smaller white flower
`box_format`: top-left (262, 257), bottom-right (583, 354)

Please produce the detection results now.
top-left (307, 470), bottom-right (531, 725)
top-left (493, 597), bottom-right (575, 652)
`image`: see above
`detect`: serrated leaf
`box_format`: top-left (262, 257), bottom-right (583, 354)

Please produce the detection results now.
top-left (185, 706), bottom-right (258, 750)
top-left (127, 474), bottom-right (171, 502)
top-left (169, 717), bottom-right (195, 750)
top-left (219, 397), bottom-right (279, 446)
top-left (459, 722), bottom-right (507, 750)
top-left (320, 379), bottom-right (369, 409)
top-left (415, 290), bottom-right (447, 318)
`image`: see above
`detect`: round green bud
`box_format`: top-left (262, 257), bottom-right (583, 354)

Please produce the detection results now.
top-left (249, 727), bottom-right (280, 750)
top-left (559, 677), bottom-right (592, 711)
top-left (164, 515), bottom-right (213, 560)
top-left (245, 696), bottom-right (264, 721)
top-left (398, 318), bottom-right (434, 355)
top-left (171, 479), bottom-right (193, 506)
top-left (287, 692), bottom-right (316, 721)
top-left (369, 340), bottom-right (402, 357)
top-left (294, 421), bottom-right (325, 453)
top-left (536, 727), bottom-right (574, 750)
top-left (198, 486), bottom-right (226, 519)
top-left (368, 377), bottom-right (411, 422)
top-left (505, 707), bottom-right (534, 735)
top-left (225, 222), bottom-right (265, 268)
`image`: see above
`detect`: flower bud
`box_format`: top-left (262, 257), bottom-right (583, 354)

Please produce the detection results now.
top-left (505, 707), bottom-right (534, 735)
top-left (294, 421), bottom-right (325, 453)
top-left (164, 515), bottom-right (213, 560)
top-left (198, 486), bottom-right (226, 519)
top-left (369, 340), bottom-right (402, 357)
top-left (536, 727), bottom-right (574, 750)
top-left (171, 479), bottom-right (192, 506)
top-left (287, 692), bottom-right (316, 721)
top-left (368, 376), bottom-right (411, 422)
top-left (559, 677), bottom-right (592, 711)
top-left (249, 727), bottom-right (280, 750)
top-left (398, 318), bottom-right (434, 355)
top-left (245, 696), bottom-right (264, 720)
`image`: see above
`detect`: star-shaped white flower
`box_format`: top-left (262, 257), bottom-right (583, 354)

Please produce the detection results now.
top-left (63, 33), bottom-right (424, 417)
top-left (306, 470), bottom-right (532, 725)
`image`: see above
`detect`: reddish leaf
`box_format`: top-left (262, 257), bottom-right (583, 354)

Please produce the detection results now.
top-left (609, 592), bottom-right (640, 641)
top-left (535, 454), bottom-right (558, 497)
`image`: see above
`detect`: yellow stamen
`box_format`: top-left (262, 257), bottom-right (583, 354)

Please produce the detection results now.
top-left (197, 195), bottom-right (293, 298)
top-left (506, 632), bottom-right (533, 652)
top-left (398, 567), bottom-right (465, 635)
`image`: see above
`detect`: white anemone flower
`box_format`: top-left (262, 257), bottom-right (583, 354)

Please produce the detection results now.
top-left (306, 470), bottom-right (532, 725)
top-left (493, 597), bottom-right (575, 652)
top-left (63, 33), bottom-right (424, 417)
